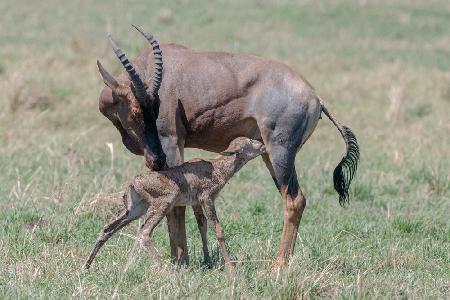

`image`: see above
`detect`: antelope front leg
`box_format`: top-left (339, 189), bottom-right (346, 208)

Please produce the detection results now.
top-left (201, 200), bottom-right (234, 274)
top-left (192, 204), bottom-right (212, 267)
top-left (163, 137), bottom-right (190, 265)
top-left (166, 207), bottom-right (188, 264)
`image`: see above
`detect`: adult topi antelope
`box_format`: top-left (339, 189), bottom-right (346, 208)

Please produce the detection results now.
top-left (97, 25), bottom-right (359, 268)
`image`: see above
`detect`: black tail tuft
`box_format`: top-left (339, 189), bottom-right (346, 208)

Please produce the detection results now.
top-left (333, 126), bottom-right (359, 206)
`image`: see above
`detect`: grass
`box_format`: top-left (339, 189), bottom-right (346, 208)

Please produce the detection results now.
top-left (0, 0), bottom-right (449, 298)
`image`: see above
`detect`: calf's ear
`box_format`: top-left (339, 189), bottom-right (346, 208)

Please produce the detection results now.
top-left (220, 151), bottom-right (237, 156)
top-left (220, 148), bottom-right (244, 156)
top-left (97, 60), bottom-right (119, 90)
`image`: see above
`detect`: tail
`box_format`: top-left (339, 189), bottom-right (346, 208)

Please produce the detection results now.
top-left (318, 97), bottom-right (360, 206)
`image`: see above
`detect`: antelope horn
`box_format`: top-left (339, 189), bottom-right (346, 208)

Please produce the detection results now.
top-left (131, 25), bottom-right (163, 98)
top-left (97, 60), bottom-right (119, 89)
top-left (108, 34), bottom-right (149, 106)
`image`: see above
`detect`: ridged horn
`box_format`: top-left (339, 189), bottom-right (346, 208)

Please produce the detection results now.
top-left (108, 34), bottom-right (149, 106)
top-left (131, 25), bottom-right (163, 97)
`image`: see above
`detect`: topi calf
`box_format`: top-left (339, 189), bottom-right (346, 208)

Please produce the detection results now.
top-left (84, 137), bottom-right (266, 273)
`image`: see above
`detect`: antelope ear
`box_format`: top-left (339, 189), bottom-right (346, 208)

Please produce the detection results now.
top-left (97, 60), bottom-right (119, 90)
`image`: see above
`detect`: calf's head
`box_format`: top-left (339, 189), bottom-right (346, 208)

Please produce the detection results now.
top-left (98, 26), bottom-right (166, 170)
top-left (220, 137), bottom-right (266, 160)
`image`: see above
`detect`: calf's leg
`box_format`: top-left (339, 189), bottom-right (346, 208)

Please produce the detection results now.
top-left (193, 204), bottom-right (211, 267)
top-left (140, 206), bottom-right (172, 266)
top-left (201, 200), bottom-right (234, 273)
top-left (84, 209), bottom-right (138, 269)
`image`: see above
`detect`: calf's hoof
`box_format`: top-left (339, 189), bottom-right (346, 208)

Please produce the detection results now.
top-left (271, 256), bottom-right (289, 273)
top-left (224, 262), bottom-right (235, 275)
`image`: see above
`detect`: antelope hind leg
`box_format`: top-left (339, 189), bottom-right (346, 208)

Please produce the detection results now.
top-left (267, 147), bottom-right (306, 270)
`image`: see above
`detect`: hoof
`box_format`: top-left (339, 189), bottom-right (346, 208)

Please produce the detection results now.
top-left (202, 258), bottom-right (213, 269)
top-left (271, 257), bottom-right (289, 273)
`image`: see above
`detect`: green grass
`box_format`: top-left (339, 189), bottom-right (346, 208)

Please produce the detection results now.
top-left (0, 0), bottom-right (449, 298)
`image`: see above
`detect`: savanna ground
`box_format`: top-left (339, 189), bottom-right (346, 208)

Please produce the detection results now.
top-left (0, 0), bottom-right (449, 298)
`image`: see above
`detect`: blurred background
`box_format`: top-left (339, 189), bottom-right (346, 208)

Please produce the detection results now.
top-left (0, 0), bottom-right (448, 298)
